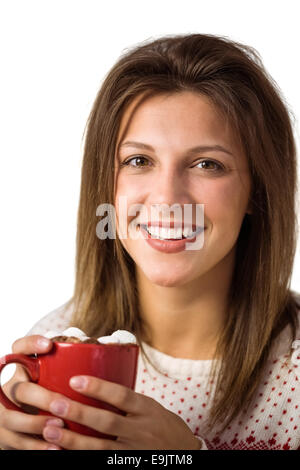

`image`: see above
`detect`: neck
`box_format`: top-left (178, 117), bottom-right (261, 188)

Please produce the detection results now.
top-left (136, 248), bottom-right (235, 360)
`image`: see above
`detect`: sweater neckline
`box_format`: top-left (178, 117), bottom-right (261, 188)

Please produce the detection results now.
top-left (140, 341), bottom-right (221, 378)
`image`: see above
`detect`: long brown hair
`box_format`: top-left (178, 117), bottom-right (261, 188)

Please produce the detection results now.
top-left (66, 33), bottom-right (300, 433)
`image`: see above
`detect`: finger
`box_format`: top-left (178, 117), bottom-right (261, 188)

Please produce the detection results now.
top-left (3, 379), bottom-right (41, 413)
top-left (42, 425), bottom-right (129, 450)
top-left (2, 335), bottom-right (54, 400)
top-left (12, 335), bottom-right (53, 355)
top-left (0, 427), bottom-right (61, 450)
top-left (48, 397), bottom-right (131, 438)
top-left (13, 380), bottom-right (134, 440)
top-left (12, 381), bottom-right (68, 416)
top-left (9, 381), bottom-right (34, 410)
top-left (69, 375), bottom-right (151, 415)
top-left (0, 408), bottom-right (64, 434)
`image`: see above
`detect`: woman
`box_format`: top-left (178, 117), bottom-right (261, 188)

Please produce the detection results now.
top-left (0, 33), bottom-right (299, 450)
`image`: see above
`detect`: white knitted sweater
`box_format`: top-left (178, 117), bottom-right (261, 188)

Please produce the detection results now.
top-left (26, 303), bottom-right (300, 450)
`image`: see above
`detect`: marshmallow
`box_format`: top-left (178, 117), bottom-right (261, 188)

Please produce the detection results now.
top-left (44, 327), bottom-right (136, 344)
top-left (98, 330), bottom-right (137, 344)
top-left (61, 327), bottom-right (89, 341)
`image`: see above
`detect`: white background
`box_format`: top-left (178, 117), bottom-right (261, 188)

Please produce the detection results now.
top-left (0, 0), bottom-right (299, 373)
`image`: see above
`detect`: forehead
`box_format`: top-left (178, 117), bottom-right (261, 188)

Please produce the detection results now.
top-left (116, 91), bottom-right (243, 159)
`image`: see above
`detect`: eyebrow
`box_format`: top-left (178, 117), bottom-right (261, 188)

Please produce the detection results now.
top-left (119, 140), bottom-right (234, 157)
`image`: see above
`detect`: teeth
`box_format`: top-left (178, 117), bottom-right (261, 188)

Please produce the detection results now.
top-left (146, 225), bottom-right (197, 240)
top-left (183, 227), bottom-right (196, 238)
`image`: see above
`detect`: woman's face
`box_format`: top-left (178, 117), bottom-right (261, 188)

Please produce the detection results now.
top-left (114, 91), bottom-right (252, 287)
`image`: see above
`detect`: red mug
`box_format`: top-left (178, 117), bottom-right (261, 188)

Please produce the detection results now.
top-left (0, 341), bottom-right (139, 439)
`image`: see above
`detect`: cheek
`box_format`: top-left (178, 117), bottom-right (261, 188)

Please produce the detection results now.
top-left (115, 174), bottom-right (146, 204)
top-left (114, 176), bottom-right (145, 245)
top-left (197, 176), bottom-right (250, 225)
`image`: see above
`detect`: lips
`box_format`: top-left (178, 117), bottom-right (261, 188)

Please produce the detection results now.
top-left (138, 224), bottom-right (205, 254)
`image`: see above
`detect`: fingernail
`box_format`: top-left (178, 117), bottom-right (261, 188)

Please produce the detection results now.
top-left (69, 376), bottom-right (87, 390)
top-left (37, 338), bottom-right (50, 349)
top-left (44, 426), bottom-right (61, 440)
top-left (50, 399), bottom-right (68, 416)
top-left (45, 418), bottom-right (64, 427)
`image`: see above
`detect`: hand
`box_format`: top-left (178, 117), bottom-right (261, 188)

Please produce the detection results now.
top-left (0, 335), bottom-right (63, 450)
top-left (39, 375), bottom-right (202, 450)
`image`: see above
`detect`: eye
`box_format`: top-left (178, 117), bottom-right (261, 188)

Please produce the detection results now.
top-left (194, 159), bottom-right (224, 172)
top-left (120, 155), bottom-right (150, 168)
top-left (119, 156), bottom-right (225, 173)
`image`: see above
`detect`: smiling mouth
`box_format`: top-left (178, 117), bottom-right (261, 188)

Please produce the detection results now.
top-left (138, 224), bottom-right (204, 240)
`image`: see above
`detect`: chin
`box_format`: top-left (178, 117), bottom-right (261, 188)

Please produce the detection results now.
top-left (149, 277), bottom-right (188, 288)
top-left (141, 267), bottom-right (195, 288)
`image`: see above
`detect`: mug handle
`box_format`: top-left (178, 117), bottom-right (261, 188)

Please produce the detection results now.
top-left (0, 354), bottom-right (40, 411)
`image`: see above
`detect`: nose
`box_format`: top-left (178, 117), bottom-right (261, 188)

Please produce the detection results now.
top-left (148, 165), bottom-right (191, 207)
top-left (144, 165), bottom-right (200, 224)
